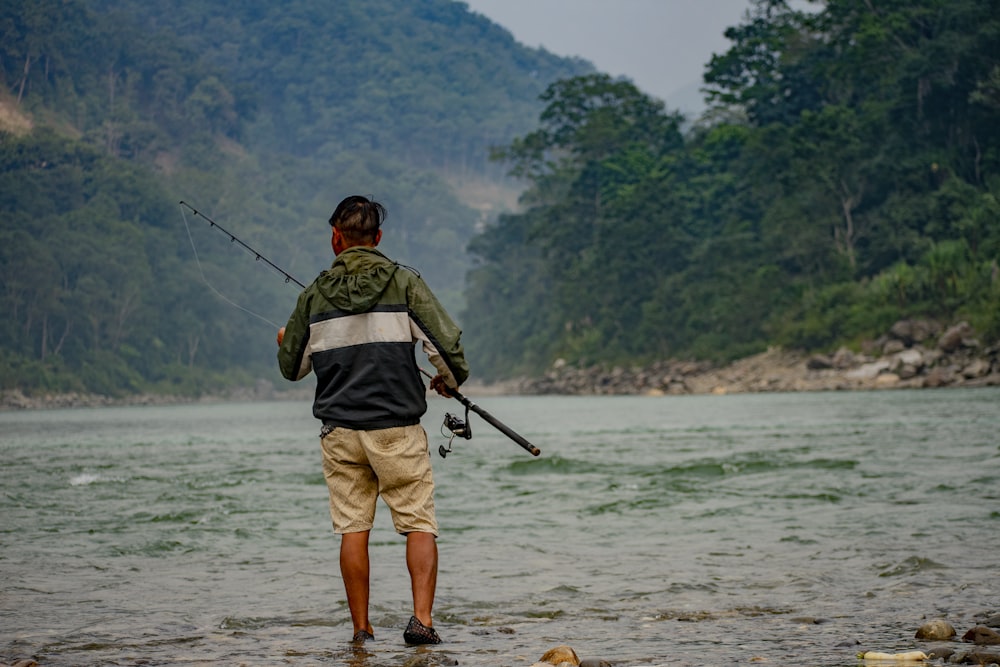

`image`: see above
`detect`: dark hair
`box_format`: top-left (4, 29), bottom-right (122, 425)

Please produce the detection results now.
top-left (328, 195), bottom-right (386, 245)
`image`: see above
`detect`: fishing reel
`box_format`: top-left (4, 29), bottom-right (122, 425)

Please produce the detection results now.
top-left (438, 405), bottom-right (472, 458)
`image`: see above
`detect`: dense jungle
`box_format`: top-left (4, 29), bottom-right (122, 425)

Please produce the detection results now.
top-left (2, 0), bottom-right (998, 396)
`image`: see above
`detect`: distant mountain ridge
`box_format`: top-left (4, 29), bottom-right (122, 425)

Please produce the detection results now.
top-left (82, 0), bottom-right (594, 174)
top-left (0, 0), bottom-right (593, 395)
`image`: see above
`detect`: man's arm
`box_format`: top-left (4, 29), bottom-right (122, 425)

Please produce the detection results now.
top-left (277, 292), bottom-right (313, 381)
top-left (407, 278), bottom-right (469, 389)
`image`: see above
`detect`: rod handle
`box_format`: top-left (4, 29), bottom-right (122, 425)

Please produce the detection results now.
top-left (453, 390), bottom-right (541, 457)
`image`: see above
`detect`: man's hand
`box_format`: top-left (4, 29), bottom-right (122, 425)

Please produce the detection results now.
top-left (277, 327), bottom-right (285, 346)
top-left (429, 374), bottom-right (453, 397)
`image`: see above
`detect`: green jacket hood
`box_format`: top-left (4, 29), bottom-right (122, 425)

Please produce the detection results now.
top-left (316, 247), bottom-right (398, 313)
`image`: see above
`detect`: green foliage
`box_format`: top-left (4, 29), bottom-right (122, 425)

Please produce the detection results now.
top-left (0, 0), bottom-right (593, 396)
top-left (467, 0), bottom-right (1000, 380)
top-left (3, 0), bottom-right (999, 393)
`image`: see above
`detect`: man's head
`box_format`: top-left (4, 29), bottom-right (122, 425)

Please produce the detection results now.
top-left (329, 195), bottom-right (385, 253)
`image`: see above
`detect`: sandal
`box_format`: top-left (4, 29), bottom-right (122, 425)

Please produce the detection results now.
top-left (403, 616), bottom-right (442, 644)
top-left (352, 629), bottom-right (374, 644)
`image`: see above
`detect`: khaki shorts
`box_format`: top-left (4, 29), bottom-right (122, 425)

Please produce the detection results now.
top-left (320, 424), bottom-right (438, 536)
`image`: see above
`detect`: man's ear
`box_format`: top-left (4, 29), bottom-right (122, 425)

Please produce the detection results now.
top-left (373, 229), bottom-right (382, 247)
top-left (331, 227), bottom-right (344, 255)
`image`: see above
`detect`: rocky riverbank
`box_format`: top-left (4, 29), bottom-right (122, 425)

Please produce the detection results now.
top-left (3, 320), bottom-right (998, 411)
top-left (518, 319), bottom-right (1000, 396)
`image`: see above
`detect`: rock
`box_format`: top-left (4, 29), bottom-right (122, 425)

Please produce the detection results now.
top-left (807, 354), bottom-right (834, 370)
top-left (924, 365), bottom-right (958, 387)
top-left (883, 338), bottom-right (906, 355)
top-left (579, 660), bottom-right (613, 667)
top-left (955, 649), bottom-right (1000, 665)
top-left (915, 619), bottom-right (956, 640)
top-left (962, 358), bottom-right (991, 378)
top-left (983, 614), bottom-right (1000, 628)
top-left (890, 319), bottom-right (939, 345)
top-left (921, 348), bottom-right (943, 366)
top-left (539, 645), bottom-right (581, 666)
top-left (893, 348), bottom-right (925, 369)
top-left (832, 347), bottom-right (858, 369)
top-left (964, 626), bottom-right (1000, 645)
top-left (874, 373), bottom-right (900, 387)
top-left (889, 319), bottom-right (916, 343)
top-left (938, 321), bottom-right (974, 352)
top-left (845, 360), bottom-right (890, 380)
top-left (965, 372), bottom-right (1000, 388)
top-left (925, 646), bottom-right (955, 660)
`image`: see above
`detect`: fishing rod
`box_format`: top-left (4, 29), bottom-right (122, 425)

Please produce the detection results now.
top-left (179, 201), bottom-right (541, 458)
top-left (180, 201), bottom-right (306, 289)
top-left (420, 367), bottom-right (540, 458)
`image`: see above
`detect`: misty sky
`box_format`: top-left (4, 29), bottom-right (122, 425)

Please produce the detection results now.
top-left (461, 0), bottom-right (764, 112)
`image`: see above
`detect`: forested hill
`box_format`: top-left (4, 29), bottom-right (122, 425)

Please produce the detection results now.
top-left (0, 0), bottom-right (591, 396)
top-left (4, 0), bottom-right (999, 398)
top-left (465, 0), bottom-right (1000, 379)
top-left (82, 0), bottom-right (591, 172)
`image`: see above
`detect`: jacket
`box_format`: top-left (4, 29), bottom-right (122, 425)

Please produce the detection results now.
top-left (277, 246), bottom-right (469, 429)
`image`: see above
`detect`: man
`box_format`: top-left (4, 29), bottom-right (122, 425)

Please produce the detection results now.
top-left (277, 195), bottom-right (469, 646)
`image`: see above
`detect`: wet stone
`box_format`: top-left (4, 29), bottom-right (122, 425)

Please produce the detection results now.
top-left (915, 619), bottom-right (956, 640)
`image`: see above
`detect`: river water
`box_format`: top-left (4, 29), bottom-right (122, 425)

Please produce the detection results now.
top-left (1, 388), bottom-right (998, 666)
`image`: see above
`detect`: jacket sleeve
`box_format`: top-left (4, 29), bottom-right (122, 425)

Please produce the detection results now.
top-left (277, 289), bottom-right (313, 381)
top-left (407, 277), bottom-right (470, 388)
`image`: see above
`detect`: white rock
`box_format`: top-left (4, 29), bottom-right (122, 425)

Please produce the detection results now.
top-left (845, 360), bottom-right (890, 380)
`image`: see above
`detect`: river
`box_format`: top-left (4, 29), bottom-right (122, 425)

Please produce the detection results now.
top-left (1, 388), bottom-right (998, 666)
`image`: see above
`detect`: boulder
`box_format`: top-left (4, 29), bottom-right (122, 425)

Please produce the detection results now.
top-left (924, 365), bottom-right (958, 387)
top-left (890, 318), bottom-right (940, 345)
top-left (883, 338), bottom-right (906, 355)
top-left (539, 645), bottom-right (581, 666)
top-left (963, 625), bottom-right (1000, 645)
top-left (845, 360), bottom-right (890, 380)
top-left (925, 646), bottom-right (955, 660)
top-left (832, 347), bottom-right (859, 369)
top-left (807, 354), bottom-right (834, 370)
top-left (954, 649), bottom-right (1000, 665)
top-left (894, 348), bottom-right (925, 369)
top-left (938, 321), bottom-right (975, 352)
top-left (915, 619), bottom-right (956, 640)
top-left (962, 358), bottom-right (991, 379)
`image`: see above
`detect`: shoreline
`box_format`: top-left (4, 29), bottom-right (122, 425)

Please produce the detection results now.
top-left (3, 321), bottom-right (998, 411)
top-left (517, 319), bottom-right (1000, 396)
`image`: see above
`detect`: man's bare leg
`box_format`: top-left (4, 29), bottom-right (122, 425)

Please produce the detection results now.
top-left (406, 531), bottom-right (438, 626)
top-left (340, 530), bottom-right (374, 636)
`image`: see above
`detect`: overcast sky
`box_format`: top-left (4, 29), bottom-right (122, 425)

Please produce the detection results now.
top-left (460, 0), bottom-right (763, 112)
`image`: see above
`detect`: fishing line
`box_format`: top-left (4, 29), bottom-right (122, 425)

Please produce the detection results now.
top-left (179, 202), bottom-right (296, 329)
